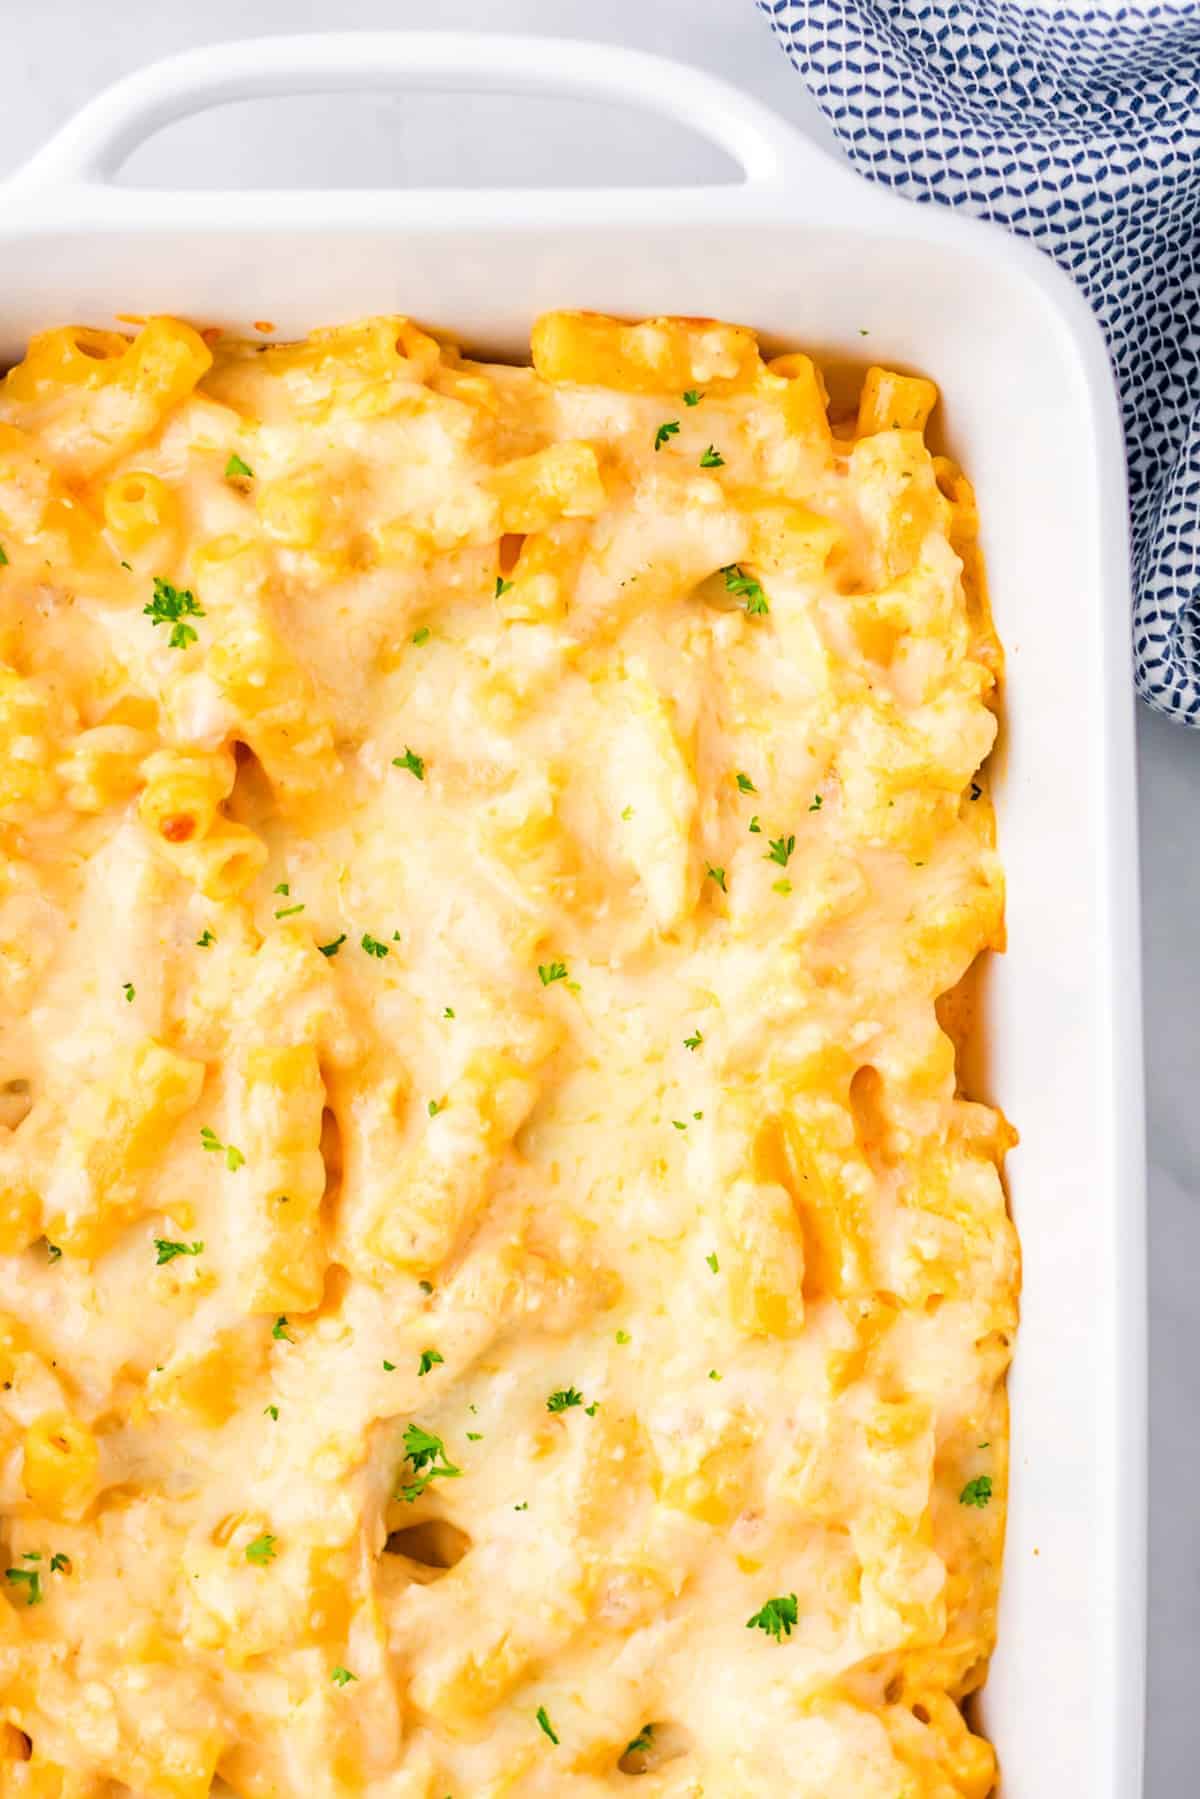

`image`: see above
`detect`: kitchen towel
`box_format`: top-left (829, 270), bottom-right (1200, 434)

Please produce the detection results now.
top-left (757, 0), bottom-right (1200, 724)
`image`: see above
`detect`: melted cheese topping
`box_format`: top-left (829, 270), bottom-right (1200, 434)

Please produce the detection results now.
top-left (0, 313), bottom-right (1017, 1799)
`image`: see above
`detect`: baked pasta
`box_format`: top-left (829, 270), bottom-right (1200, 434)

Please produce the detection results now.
top-left (0, 310), bottom-right (1017, 1798)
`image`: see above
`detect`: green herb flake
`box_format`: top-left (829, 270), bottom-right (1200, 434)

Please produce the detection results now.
top-left (654, 420), bottom-right (680, 452)
top-left (970, 781), bottom-right (982, 801)
top-left (196, 929), bottom-right (216, 947)
top-left (616, 1330), bottom-right (631, 1344)
top-left (466, 1430), bottom-right (483, 1440)
top-left (708, 1369), bottom-right (722, 1381)
top-left (720, 563), bottom-right (769, 616)
top-left (144, 576), bottom-right (205, 650)
top-left (122, 981), bottom-right (135, 1003)
top-left (361, 933), bottom-right (389, 959)
top-left (154, 1239), bottom-right (203, 1265)
top-left (382, 1360), bottom-right (395, 1371)
top-left (699, 445), bottom-right (725, 469)
top-left (427, 1098), bottom-right (446, 1118)
top-left (264, 1404), bottom-right (279, 1420)
top-left (331, 1666), bottom-right (357, 1686)
top-left (538, 961), bottom-right (568, 986)
top-left (684, 1030), bottom-right (703, 1051)
top-left (746, 1593), bottom-right (798, 1641)
top-left (49, 1553), bottom-right (70, 1573)
top-left (418, 1348), bottom-right (444, 1377)
top-left (397, 1422), bottom-right (462, 1503)
top-left (766, 834), bottom-right (795, 868)
top-left (46, 1242), bottom-right (62, 1264)
top-left (272, 1316), bottom-right (292, 1342)
top-left (274, 902), bottom-right (305, 919)
top-left (683, 389), bottom-right (703, 407)
top-left (0, 545), bottom-right (8, 567)
top-left (625, 1725), bottom-right (655, 1756)
top-left (393, 747), bottom-right (425, 781)
top-left (748, 814), bottom-right (761, 833)
top-left (495, 576), bottom-right (513, 599)
top-left (245, 1533), bottom-right (277, 1566)
top-left (773, 879), bottom-right (793, 895)
top-left (411, 625), bottom-right (431, 645)
top-left (546, 1387), bottom-right (584, 1414)
top-left (735, 771), bottom-right (757, 793)
top-left (809, 794), bottom-right (823, 811)
top-left (4, 1567), bottom-right (41, 1606)
top-left (959, 1475), bottom-right (993, 1509)
top-left (535, 1706), bottom-right (560, 1745)
top-left (225, 453), bottom-right (254, 479)
top-left (443, 1006), bottom-right (455, 1019)
top-left (706, 1251), bottom-right (719, 1273)
top-left (705, 864), bottom-right (727, 893)
top-left (199, 1126), bottom-right (244, 1171)
top-left (318, 934), bottom-right (346, 958)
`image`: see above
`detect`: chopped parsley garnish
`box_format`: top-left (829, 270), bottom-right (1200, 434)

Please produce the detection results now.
top-left (155, 1239), bottom-right (203, 1265)
top-left (735, 771), bottom-right (757, 794)
top-left (331, 1666), bottom-right (357, 1686)
top-left (970, 781), bottom-right (982, 801)
top-left (705, 1251), bottom-right (719, 1273)
top-left (746, 1593), bottom-right (798, 1641)
top-left (720, 563), bottom-right (769, 615)
top-left (538, 961), bottom-right (568, 986)
top-left (514, 1500), bottom-right (529, 1510)
top-left (49, 1553), bottom-right (69, 1573)
top-left (411, 625), bottom-right (431, 645)
top-left (122, 981), bottom-right (135, 1002)
top-left (443, 1006), bottom-right (455, 1019)
top-left (699, 445), bottom-right (725, 468)
top-left (653, 420), bottom-right (680, 452)
top-left (4, 1566), bottom-right (41, 1605)
top-left (684, 1030), bottom-right (703, 1051)
top-left (546, 1387), bottom-right (584, 1414)
top-left (274, 902), bottom-right (304, 918)
top-left (200, 1127), bottom-right (244, 1171)
top-left (418, 1349), bottom-right (444, 1377)
top-left (773, 879), bottom-right (792, 895)
top-left (705, 864), bottom-right (727, 892)
top-left (398, 1422), bottom-right (462, 1503)
top-left (0, 546), bottom-right (8, 566)
top-left (683, 389), bottom-right (703, 407)
top-left (585, 1401), bottom-right (599, 1416)
top-left (748, 815), bottom-right (761, 833)
top-left (959, 1475), bottom-right (993, 1508)
top-left (264, 1404), bottom-right (279, 1420)
top-left (708, 1368), bottom-right (722, 1380)
top-left (196, 929), bottom-right (215, 947)
top-left (272, 1315), bottom-right (292, 1342)
top-left (245, 1533), bottom-right (277, 1566)
top-left (318, 934), bottom-right (346, 957)
top-left (419, 1280), bottom-right (434, 1295)
top-left (625, 1725), bottom-right (655, 1755)
top-left (535, 1706), bottom-right (560, 1745)
top-left (616, 1330), bottom-right (631, 1344)
top-left (46, 1242), bottom-right (62, 1264)
top-left (809, 794), bottom-right (823, 811)
top-left (466, 1431), bottom-right (483, 1440)
top-left (621, 804), bottom-right (634, 820)
top-left (766, 834), bottom-right (795, 867)
top-left (427, 1098), bottom-right (446, 1118)
top-left (361, 933), bottom-right (389, 958)
top-left (225, 453), bottom-right (254, 479)
top-left (495, 576), bottom-right (513, 599)
top-left (274, 882), bottom-right (289, 896)
top-left (393, 747), bottom-right (425, 781)
top-left (672, 1119), bottom-right (688, 1131)
top-left (383, 1360), bottom-right (395, 1371)
top-left (144, 577), bottom-right (205, 650)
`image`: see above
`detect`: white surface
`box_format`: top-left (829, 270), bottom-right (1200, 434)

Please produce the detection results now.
top-left (0, 2), bottom-right (1180, 1792)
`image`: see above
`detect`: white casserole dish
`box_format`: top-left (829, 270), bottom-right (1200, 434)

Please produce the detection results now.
top-left (0, 33), bottom-right (1146, 1797)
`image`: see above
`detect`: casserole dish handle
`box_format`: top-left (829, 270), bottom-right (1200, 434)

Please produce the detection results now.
top-left (8, 32), bottom-right (846, 197)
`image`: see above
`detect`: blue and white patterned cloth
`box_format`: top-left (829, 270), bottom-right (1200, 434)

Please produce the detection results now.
top-left (756, 0), bottom-right (1200, 723)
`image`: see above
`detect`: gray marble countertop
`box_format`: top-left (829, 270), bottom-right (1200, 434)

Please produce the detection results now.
top-left (2, 1), bottom-right (1185, 1789)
